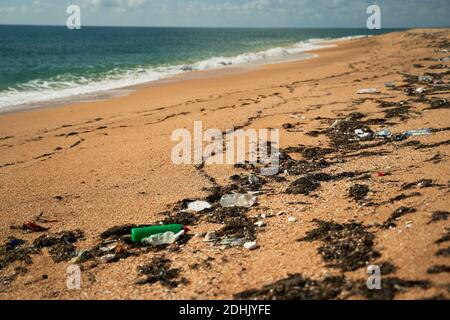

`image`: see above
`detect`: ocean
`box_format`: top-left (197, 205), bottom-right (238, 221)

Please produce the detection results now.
top-left (0, 26), bottom-right (401, 111)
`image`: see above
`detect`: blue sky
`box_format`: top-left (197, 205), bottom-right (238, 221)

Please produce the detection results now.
top-left (0, 0), bottom-right (449, 28)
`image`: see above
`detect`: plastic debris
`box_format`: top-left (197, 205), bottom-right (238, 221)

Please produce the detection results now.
top-left (416, 87), bottom-right (426, 94)
top-left (141, 230), bottom-right (185, 247)
top-left (376, 129), bottom-right (392, 138)
top-left (203, 232), bottom-right (217, 242)
top-left (5, 237), bottom-right (25, 251)
top-left (248, 174), bottom-right (261, 185)
top-left (100, 254), bottom-right (117, 264)
top-left (288, 217), bottom-right (297, 223)
top-left (69, 249), bottom-right (89, 264)
top-left (404, 128), bottom-right (432, 137)
top-left (243, 242), bottom-right (258, 250)
top-left (131, 224), bottom-right (188, 243)
top-left (254, 221), bottom-right (266, 228)
top-left (356, 88), bottom-right (380, 94)
top-left (418, 75), bottom-right (433, 83)
top-left (22, 221), bottom-right (49, 232)
top-left (385, 82), bottom-right (395, 88)
top-left (354, 129), bottom-right (372, 139)
top-left (377, 172), bottom-right (387, 177)
top-left (187, 201), bottom-right (211, 212)
top-left (220, 193), bottom-right (257, 208)
top-left (220, 238), bottom-right (244, 247)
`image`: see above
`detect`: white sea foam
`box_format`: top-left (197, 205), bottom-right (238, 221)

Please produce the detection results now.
top-left (0, 35), bottom-right (367, 111)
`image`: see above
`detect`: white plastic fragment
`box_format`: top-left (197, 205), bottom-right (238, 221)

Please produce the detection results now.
top-left (356, 88), bottom-right (380, 94)
top-left (203, 232), bottom-right (217, 242)
top-left (187, 201), bottom-right (211, 212)
top-left (243, 241), bottom-right (258, 250)
top-left (288, 217), bottom-right (297, 223)
top-left (220, 193), bottom-right (257, 208)
top-left (141, 230), bottom-right (185, 247)
top-left (354, 129), bottom-right (372, 139)
top-left (254, 221), bottom-right (266, 227)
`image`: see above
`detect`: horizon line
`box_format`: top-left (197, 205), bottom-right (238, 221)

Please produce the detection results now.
top-left (2, 23), bottom-right (448, 29)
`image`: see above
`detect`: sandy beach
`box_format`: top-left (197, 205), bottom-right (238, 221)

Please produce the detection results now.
top-left (0, 28), bottom-right (449, 300)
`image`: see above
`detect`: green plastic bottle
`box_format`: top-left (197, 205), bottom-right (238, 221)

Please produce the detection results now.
top-left (131, 224), bottom-right (187, 243)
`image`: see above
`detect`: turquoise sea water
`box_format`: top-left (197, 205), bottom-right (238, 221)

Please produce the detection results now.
top-left (0, 26), bottom-right (401, 110)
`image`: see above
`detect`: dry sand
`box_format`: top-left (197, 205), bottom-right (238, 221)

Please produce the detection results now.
top-left (0, 29), bottom-right (449, 300)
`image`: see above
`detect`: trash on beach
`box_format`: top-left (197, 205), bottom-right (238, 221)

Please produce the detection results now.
top-left (404, 128), bottom-right (432, 137)
top-left (384, 82), bottom-right (396, 88)
top-left (356, 88), bottom-right (380, 94)
top-left (141, 230), bottom-right (185, 247)
top-left (416, 87), bottom-right (426, 94)
top-left (377, 172), bottom-right (387, 177)
top-left (254, 221), bottom-right (266, 228)
top-left (376, 129), bottom-right (392, 138)
top-left (354, 129), bottom-right (372, 139)
top-left (187, 201), bottom-right (211, 212)
top-left (418, 75), bottom-right (433, 83)
top-left (243, 241), bottom-right (258, 250)
top-left (439, 57), bottom-right (450, 62)
top-left (220, 237), bottom-right (244, 247)
top-left (248, 174), bottom-right (261, 185)
top-left (288, 217), bottom-right (297, 223)
top-left (203, 232), bottom-right (217, 242)
top-left (100, 254), bottom-right (117, 264)
top-left (14, 221), bottom-right (50, 232)
top-left (131, 224), bottom-right (188, 243)
top-left (220, 193), bottom-right (257, 208)
top-left (69, 249), bottom-right (89, 264)
top-left (392, 128), bottom-right (432, 141)
top-left (5, 237), bottom-right (26, 251)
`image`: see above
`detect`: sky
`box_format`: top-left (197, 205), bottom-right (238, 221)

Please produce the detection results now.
top-left (0, 0), bottom-right (449, 28)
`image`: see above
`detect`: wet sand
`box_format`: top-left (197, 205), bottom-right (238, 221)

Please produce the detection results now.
top-left (0, 28), bottom-right (449, 300)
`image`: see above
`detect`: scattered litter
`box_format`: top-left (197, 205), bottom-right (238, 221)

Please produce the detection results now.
top-left (220, 193), bottom-right (257, 208)
top-left (141, 230), bottom-right (185, 247)
top-left (354, 129), bottom-right (372, 139)
top-left (243, 241), bottom-right (258, 250)
top-left (418, 75), bottom-right (433, 83)
top-left (377, 172), bottom-right (387, 177)
top-left (248, 175), bottom-right (261, 185)
top-left (376, 129), bottom-right (392, 138)
top-left (404, 128), bottom-right (431, 137)
top-left (385, 82), bottom-right (395, 88)
top-left (131, 224), bottom-right (187, 243)
top-left (69, 249), bottom-right (89, 264)
top-left (254, 221), bottom-right (266, 228)
top-left (100, 254), bottom-right (117, 264)
top-left (11, 221), bottom-right (49, 232)
top-left (220, 237), bottom-right (244, 247)
top-left (288, 217), bottom-right (297, 223)
top-left (416, 87), bottom-right (426, 94)
top-left (356, 88), bottom-right (380, 94)
top-left (5, 237), bottom-right (25, 251)
top-left (187, 201), bottom-right (211, 212)
top-left (203, 232), bottom-right (217, 242)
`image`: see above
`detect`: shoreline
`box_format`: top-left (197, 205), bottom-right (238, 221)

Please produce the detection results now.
top-left (0, 28), bottom-right (449, 300)
top-left (0, 35), bottom-right (364, 115)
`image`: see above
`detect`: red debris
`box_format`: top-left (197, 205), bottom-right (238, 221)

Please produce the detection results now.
top-left (22, 221), bottom-right (49, 232)
top-left (377, 172), bottom-right (386, 177)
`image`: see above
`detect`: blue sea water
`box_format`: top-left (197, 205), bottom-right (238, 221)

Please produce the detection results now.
top-left (0, 26), bottom-right (401, 111)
